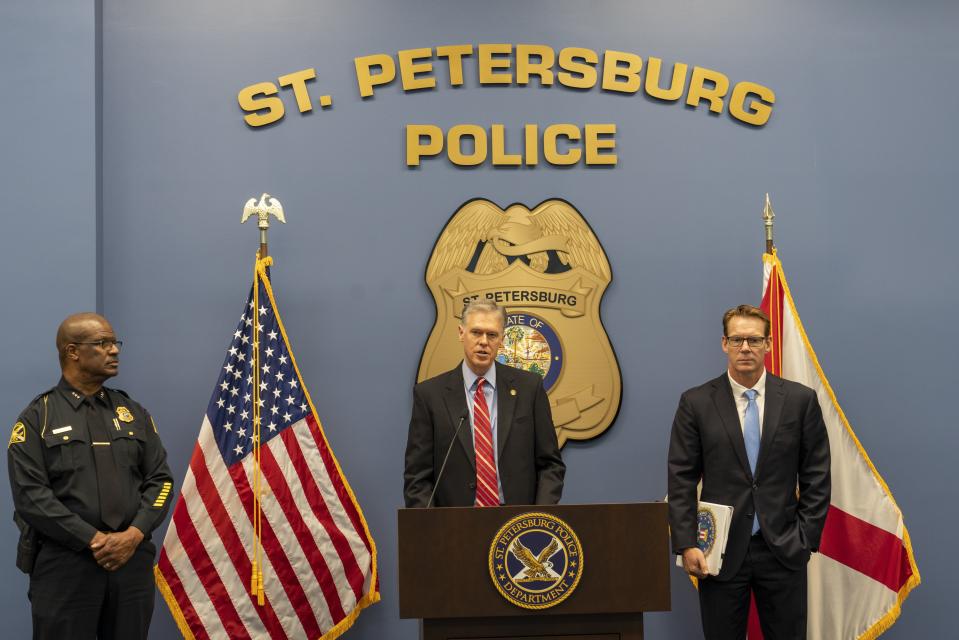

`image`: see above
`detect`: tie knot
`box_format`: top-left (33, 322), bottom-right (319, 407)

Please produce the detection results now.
top-left (475, 378), bottom-right (486, 392)
top-left (744, 389), bottom-right (758, 402)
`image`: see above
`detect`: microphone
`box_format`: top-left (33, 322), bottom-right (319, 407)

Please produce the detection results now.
top-left (427, 412), bottom-right (469, 508)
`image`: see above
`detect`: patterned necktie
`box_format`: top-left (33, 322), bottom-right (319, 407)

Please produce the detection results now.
top-left (743, 389), bottom-right (761, 534)
top-left (472, 378), bottom-right (499, 507)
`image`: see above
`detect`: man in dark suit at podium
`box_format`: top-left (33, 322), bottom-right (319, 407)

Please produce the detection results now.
top-left (404, 299), bottom-right (565, 508)
top-left (668, 305), bottom-right (831, 640)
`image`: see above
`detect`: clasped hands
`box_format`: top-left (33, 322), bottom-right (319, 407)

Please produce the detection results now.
top-left (89, 527), bottom-right (144, 571)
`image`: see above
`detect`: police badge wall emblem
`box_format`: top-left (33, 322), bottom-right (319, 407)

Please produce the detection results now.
top-left (418, 199), bottom-right (621, 445)
top-left (489, 512), bottom-right (583, 610)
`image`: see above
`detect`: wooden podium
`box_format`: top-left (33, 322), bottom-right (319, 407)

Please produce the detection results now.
top-left (398, 503), bottom-right (670, 640)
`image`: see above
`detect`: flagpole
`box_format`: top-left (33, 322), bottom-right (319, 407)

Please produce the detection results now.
top-left (763, 193), bottom-right (775, 254)
top-left (241, 194), bottom-right (286, 604)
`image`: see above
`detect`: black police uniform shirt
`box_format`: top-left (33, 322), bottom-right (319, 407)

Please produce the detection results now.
top-left (7, 378), bottom-right (174, 551)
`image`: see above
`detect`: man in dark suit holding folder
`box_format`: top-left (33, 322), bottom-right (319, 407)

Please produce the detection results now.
top-left (668, 305), bottom-right (831, 640)
top-left (404, 299), bottom-right (565, 508)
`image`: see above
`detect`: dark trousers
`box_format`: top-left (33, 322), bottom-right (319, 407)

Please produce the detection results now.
top-left (29, 539), bottom-right (156, 640)
top-left (699, 533), bottom-right (807, 640)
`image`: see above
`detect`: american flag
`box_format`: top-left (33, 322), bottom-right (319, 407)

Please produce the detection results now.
top-left (156, 258), bottom-right (379, 639)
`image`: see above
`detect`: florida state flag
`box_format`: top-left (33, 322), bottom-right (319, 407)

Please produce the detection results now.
top-left (756, 251), bottom-right (919, 639)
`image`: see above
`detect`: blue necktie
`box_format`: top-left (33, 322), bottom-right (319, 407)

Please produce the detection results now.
top-left (744, 389), bottom-right (761, 534)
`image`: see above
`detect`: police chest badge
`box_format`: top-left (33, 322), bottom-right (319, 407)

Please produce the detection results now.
top-left (8, 422), bottom-right (26, 447)
top-left (418, 199), bottom-right (621, 446)
top-left (116, 406), bottom-right (135, 423)
top-left (489, 512), bottom-right (583, 609)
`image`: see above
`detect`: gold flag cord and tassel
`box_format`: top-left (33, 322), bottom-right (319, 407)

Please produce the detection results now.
top-left (241, 194), bottom-right (284, 607)
top-left (249, 254), bottom-right (273, 606)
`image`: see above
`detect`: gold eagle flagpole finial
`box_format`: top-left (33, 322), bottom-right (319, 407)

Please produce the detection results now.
top-left (241, 193), bottom-right (286, 258)
top-left (762, 193), bottom-right (775, 254)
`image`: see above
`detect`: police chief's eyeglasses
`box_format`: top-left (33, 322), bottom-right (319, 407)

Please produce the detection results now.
top-left (73, 339), bottom-right (123, 351)
top-left (724, 336), bottom-right (768, 348)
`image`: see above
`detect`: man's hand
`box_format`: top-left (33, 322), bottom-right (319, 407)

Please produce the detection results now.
top-left (89, 530), bottom-right (110, 553)
top-left (682, 547), bottom-right (709, 579)
top-left (90, 527), bottom-right (144, 571)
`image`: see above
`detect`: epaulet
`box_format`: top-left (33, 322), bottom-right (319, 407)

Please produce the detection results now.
top-left (27, 388), bottom-right (56, 407)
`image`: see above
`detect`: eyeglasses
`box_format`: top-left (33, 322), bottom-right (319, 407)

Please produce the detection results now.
top-left (73, 339), bottom-right (123, 351)
top-left (725, 336), bottom-right (768, 348)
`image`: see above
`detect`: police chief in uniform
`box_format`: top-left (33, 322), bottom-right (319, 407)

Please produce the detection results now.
top-left (7, 313), bottom-right (174, 640)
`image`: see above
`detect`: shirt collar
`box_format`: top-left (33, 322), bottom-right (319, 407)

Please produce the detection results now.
top-left (56, 377), bottom-right (108, 409)
top-left (462, 360), bottom-right (496, 392)
top-left (727, 369), bottom-right (766, 399)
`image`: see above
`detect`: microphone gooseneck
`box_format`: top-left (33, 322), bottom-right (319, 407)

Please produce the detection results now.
top-left (427, 412), bottom-right (469, 508)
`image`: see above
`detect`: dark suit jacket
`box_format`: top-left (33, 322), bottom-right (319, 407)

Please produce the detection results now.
top-left (667, 372), bottom-right (830, 579)
top-left (404, 362), bottom-right (565, 508)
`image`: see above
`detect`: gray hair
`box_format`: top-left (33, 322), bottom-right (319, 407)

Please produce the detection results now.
top-left (460, 298), bottom-right (507, 327)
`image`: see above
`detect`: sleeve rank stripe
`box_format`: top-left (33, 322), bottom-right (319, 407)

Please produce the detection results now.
top-left (153, 482), bottom-right (173, 507)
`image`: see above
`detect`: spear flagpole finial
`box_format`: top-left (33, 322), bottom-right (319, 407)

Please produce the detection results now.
top-left (762, 192), bottom-right (775, 254)
top-left (241, 193), bottom-right (286, 258)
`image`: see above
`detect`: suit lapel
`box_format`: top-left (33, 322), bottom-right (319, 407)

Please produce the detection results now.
top-left (495, 363), bottom-right (517, 458)
top-left (442, 365), bottom-right (474, 471)
top-left (710, 374), bottom-right (753, 479)
top-left (755, 374), bottom-right (785, 477)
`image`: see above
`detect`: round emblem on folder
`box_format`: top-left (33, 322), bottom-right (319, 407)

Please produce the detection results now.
top-left (697, 507), bottom-right (717, 557)
top-left (488, 512), bottom-right (583, 610)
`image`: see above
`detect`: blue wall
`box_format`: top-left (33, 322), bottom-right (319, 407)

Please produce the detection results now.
top-left (0, 3), bottom-right (97, 638)
top-left (4, 1), bottom-right (957, 638)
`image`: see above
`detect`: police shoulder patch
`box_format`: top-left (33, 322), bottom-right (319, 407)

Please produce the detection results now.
top-left (9, 422), bottom-right (26, 447)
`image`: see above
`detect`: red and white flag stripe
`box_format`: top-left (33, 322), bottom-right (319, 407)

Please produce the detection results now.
top-left (756, 251), bottom-right (919, 640)
top-left (158, 413), bottom-right (378, 639)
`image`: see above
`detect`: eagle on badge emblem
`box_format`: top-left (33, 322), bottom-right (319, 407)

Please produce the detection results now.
top-left (511, 537), bottom-right (561, 583)
top-left (419, 199), bottom-right (622, 446)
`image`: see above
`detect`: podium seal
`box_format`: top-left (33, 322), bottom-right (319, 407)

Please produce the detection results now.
top-left (489, 512), bottom-right (583, 610)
